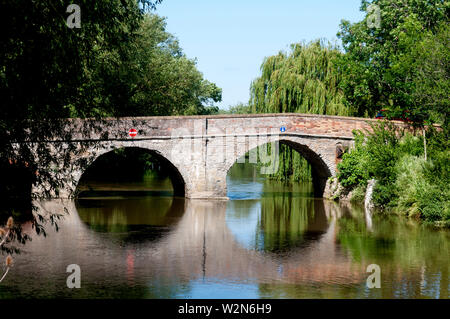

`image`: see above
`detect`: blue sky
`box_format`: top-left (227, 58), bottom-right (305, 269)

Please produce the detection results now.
top-left (155, 0), bottom-right (366, 110)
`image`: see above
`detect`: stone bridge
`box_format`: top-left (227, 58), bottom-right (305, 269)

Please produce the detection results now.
top-left (24, 113), bottom-right (400, 199)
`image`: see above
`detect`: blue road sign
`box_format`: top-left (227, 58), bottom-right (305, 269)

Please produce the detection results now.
top-left (280, 126), bottom-right (286, 132)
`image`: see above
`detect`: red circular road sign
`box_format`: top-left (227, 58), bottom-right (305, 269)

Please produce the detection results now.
top-left (128, 128), bottom-right (137, 138)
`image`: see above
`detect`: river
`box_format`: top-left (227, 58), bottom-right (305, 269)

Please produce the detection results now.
top-left (0, 164), bottom-right (448, 298)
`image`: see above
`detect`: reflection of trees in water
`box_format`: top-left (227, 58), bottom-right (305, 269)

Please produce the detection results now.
top-left (227, 162), bottom-right (260, 181)
top-left (226, 199), bottom-right (260, 220)
top-left (3, 197), bottom-right (448, 298)
top-left (228, 165), bottom-right (317, 252)
top-left (338, 207), bottom-right (450, 268)
top-left (256, 195), bottom-right (313, 252)
top-left (337, 205), bottom-right (449, 298)
top-left (0, 199), bottom-right (65, 285)
top-left (75, 197), bottom-right (186, 243)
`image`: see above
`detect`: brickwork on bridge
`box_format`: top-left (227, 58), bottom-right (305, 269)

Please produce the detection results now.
top-left (25, 113), bottom-right (409, 199)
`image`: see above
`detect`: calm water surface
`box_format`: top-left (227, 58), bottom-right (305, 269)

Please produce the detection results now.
top-left (0, 165), bottom-right (449, 298)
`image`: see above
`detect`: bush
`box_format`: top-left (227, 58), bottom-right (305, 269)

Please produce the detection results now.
top-left (415, 184), bottom-right (449, 224)
top-left (338, 122), bottom-right (404, 189)
top-left (363, 122), bottom-right (402, 185)
top-left (337, 122), bottom-right (449, 226)
top-left (372, 181), bottom-right (398, 209)
top-left (394, 155), bottom-right (426, 214)
top-left (350, 184), bottom-right (366, 203)
top-left (337, 131), bottom-right (370, 188)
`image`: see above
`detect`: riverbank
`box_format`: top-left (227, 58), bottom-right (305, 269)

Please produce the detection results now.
top-left (333, 123), bottom-right (449, 228)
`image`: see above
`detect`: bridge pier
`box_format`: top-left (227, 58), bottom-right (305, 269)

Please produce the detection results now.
top-left (183, 163), bottom-right (229, 200)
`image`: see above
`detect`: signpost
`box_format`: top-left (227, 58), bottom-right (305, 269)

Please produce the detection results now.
top-left (128, 128), bottom-right (137, 138)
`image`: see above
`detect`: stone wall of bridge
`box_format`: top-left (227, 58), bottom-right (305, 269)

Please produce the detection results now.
top-left (54, 113), bottom-right (390, 140)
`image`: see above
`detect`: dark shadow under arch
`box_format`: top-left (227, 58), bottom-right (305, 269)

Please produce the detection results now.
top-left (76, 147), bottom-right (186, 197)
top-left (149, 150), bottom-right (186, 197)
top-left (75, 196), bottom-right (187, 244)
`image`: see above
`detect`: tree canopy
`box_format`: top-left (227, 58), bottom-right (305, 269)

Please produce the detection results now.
top-left (336, 0), bottom-right (449, 126)
top-left (0, 0), bottom-right (221, 204)
top-left (245, 0), bottom-right (449, 182)
top-left (250, 40), bottom-right (352, 116)
top-left (0, 1), bottom-right (220, 120)
top-left (109, 14), bottom-right (222, 117)
top-left (249, 40), bottom-right (353, 182)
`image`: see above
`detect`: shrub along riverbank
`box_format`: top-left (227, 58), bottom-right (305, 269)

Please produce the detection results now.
top-left (336, 122), bottom-right (449, 227)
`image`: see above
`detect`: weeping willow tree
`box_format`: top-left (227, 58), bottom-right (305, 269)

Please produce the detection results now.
top-left (250, 40), bottom-right (354, 181)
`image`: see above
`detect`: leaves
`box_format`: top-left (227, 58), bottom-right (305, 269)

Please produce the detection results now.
top-left (249, 40), bottom-right (352, 181)
top-left (250, 40), bottom-right (351, 116)
top-left (337, 0), bottom-right (449, 125)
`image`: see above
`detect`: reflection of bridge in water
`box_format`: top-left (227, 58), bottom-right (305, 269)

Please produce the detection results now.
top-left (18, 198), bottom-right (365, 292)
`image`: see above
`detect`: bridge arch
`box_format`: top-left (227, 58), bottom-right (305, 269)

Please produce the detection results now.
top-left (280, 139), bottom-right (333, 196)
top-left (223, 136), bottom-right (335, 197)
top-left (69, 143), bottom-right (188, 198)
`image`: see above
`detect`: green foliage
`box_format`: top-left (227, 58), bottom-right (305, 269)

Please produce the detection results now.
top-left (386, 21), bottom-right (449, 127)
top-left (338, 122), bottom-right (449, 226)
top-left (337, 0), bottom-right (449, 125)
top-left (0, 1), bottom-right (220, 119)
top-left (394, 155), bottom-right (448, 222)
top-left (335, 1), bottom-right (449, 221)
top-left (337, 122), bottom-right (410, 191)
top-left (1, 0), bottom-right (161, 120)
top-left (112, 14), bottom-right (222, 116)
top-left (220, 103), bottom-right (252, 114)
top-left (275, 144), bottom-right (312, 182)
top-left (364, 123), bottom-right (402, 185)
top-left (350, 184), bottom-right (367, 203)
top-left (371, 182), bottom-right (398, 208)
top-left (71, 13), bottom-right (222, 117)
top-left (337, 131), bottom-right (370, 188)
top-left (392, 128), bottom-right (449, 225)
top-left (0, 1), bottom-right (221, 201)
top-left (250, 40), bottom-right (351, 116)
top-left (249, 40), bottom-right (353, 181)
top-left (1, 0), bottom-right (154, 200)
